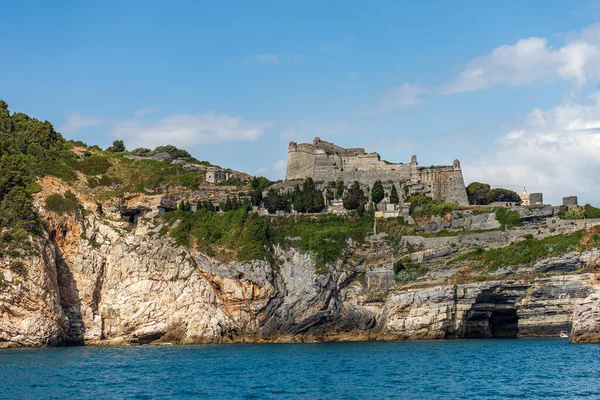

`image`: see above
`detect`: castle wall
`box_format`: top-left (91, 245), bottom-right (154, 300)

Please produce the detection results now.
top-left (418, 165), bottom-right (469, 205)
top-left (285, 144), bottom-right (315, 180)
top-left (285, 138), bottom-right (469, 205)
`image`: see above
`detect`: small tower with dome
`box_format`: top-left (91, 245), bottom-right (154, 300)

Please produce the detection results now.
top-left (520, 187), bottom-right (530, 206)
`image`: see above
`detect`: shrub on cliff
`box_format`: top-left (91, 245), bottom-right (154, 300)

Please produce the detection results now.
top-left (106, 140), bottom-right (126, 153)
top-left (130, 147), bottom-right (153, 157)
top-left (153, 145), bottom-right (191, 159)
top-left (406, 195), bottom-right (458, 216)
top-left (45, 191), bottom-right (79, 216)
top-left (451, 229), bottom-right (586, 271)
top-left (74, 154), bottom-right (111, 175)
top-left (495, 207), bottom-right (523, 228)
top-left (558, 204), bottom-right (600, 220)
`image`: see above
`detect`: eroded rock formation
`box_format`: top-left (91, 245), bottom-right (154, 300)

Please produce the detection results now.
top-left (2, 206), bottom-right (600, 347)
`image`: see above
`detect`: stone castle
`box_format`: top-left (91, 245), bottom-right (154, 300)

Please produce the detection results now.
top-left (285, 137), bottom-right (469, 205)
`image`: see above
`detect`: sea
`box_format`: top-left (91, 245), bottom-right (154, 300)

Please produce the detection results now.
top-left (1, 339), bottom-right (599, 399)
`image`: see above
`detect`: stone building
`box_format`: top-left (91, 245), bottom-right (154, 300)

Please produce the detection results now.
top-left (530, 193), bottom-right (543, 205)
top-left (285, 137), bottom-right (469, 205)
top-left (205, 169), bottom-right (242, 184)
top-left (563, 196), bottom-right (578, 209)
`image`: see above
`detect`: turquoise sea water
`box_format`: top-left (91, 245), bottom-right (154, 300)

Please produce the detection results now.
top-left (1, 339), bottom-right (599, 399)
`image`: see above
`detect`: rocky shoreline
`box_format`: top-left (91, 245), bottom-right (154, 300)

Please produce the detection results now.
top-left (1, 204), bottom-right (599, 348)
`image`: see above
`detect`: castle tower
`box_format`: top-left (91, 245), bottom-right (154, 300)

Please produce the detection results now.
top-left (410, 155), bottom-right (419, 182)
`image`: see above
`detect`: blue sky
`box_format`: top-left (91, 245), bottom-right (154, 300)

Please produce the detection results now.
top-left (3, 1), bottom-right (600, 204)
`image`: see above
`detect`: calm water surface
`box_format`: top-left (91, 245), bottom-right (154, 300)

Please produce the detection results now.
top-left (1, 339), bottom-right (599, 399)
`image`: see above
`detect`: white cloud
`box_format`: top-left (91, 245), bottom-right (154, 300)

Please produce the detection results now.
top-left (112, 110), bottom-right (271, 148)
top-left (381, 83), bottom-right (426, 109)
top-left (243, 54), bottom-right (280, 64)
top-left (465, 93), bottom-right (600, 205)
top-left (57, 113), bottom-right (102, 134)
top-left (380, 23), bottom-right (600, 107)
top-left (442, 26), bottom-right (600, 94)
top-left (255, 159), bottom-right (287, 181)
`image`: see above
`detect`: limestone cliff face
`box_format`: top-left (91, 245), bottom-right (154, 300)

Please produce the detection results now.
top-left (0, 234), bottom-right (67, 348)
top-left (2, 208), bottom-right (600, 347)
top-left (570, 284), bottom-right (600, 343)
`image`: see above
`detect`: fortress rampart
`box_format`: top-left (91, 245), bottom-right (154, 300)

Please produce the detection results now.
top-left (285, 137), bottom-right (468, 204)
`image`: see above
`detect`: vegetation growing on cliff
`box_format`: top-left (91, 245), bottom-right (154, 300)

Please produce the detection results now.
top-left (393, 258), bottom-right (428, 283)
top-left (406, 195), bottom-right (459, 216)
top-left (45, 191), bottom-right (79, 216)
top-left (0, 100), bottom-right (76, 235)
top-left (558, 204), bottom-right (600, 220)
top-left (494, 207), bottom-right (523, 229)
top-left (451, 228), bottom-right (600, 271)
top-left (162, 207), bottom-right (373, 273)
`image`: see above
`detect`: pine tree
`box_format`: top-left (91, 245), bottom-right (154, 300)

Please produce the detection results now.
top-left (343, 181), bottom-right (365, 210)
top-left (226, 195), bottom-right (233, 211)
top-left (390, 184), bottom-right (399, 204)
top-left (371, 180), bottom-right (384, 205)
top-left (335, 180), bottom-right (345, 199)
top-left (178, 200), bottom-right (185, 211)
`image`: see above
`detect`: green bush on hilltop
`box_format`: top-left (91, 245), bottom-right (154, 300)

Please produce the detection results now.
top-left (106, 140), bottom-right (126, 153)
top-left (74, 154), bottom-right (111, 175)
top-left (0, 100), bottom-right (77, 234)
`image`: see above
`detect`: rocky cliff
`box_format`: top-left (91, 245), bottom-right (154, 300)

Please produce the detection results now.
top-left (2, 192), bottom-right (600, 347)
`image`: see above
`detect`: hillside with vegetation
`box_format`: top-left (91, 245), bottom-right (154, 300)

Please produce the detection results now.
top-left (2, 99), bottom-right (600, 347)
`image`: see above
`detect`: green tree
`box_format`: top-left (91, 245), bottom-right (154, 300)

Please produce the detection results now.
top-left (300, 178), bottom-right (324, 213)
top-left (489, 188), bottom-right (520, 203)
top-left (371, 180), bottom-right (384, 205)
top-left (0, 100), bottom-right (11, 133)
top-left (178, 200), bottom-right (186, 211)
top-left (251, 188), bottom-right (263, 207)
top-left (153, 144), bottom-right (190, 159)
top-left (390, 184), bottom-right (399, 204)
top-left (335, 180), bottom-right (345, 199)
top-left (106, 140), bottom-right (126, 152)
top-left (264, 188), bottom-right (280, 214)
top-left (343, 181), bottom-right (365, 211)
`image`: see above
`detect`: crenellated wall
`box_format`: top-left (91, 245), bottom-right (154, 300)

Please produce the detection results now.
top-left (285, 137), bottom-right (469, 204)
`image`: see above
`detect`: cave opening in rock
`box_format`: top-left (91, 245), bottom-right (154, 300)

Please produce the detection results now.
top-left (464, 307), bottom-right (519, 338)
top-left (462, 289), bottom-right (520, 338)
top-left (489, 308), bottom-right (519, 338)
